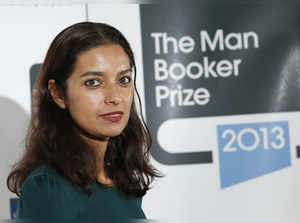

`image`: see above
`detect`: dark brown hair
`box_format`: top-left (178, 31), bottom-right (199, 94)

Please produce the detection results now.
top-left (7, 22), bottom-right (160, 197)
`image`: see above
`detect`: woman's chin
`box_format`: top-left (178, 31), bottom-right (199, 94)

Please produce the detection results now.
top-left (92, 130), bottom-right (124, 139)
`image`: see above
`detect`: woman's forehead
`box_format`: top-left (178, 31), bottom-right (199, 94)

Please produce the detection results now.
top-left (73, 44), bottom-right (131, 74)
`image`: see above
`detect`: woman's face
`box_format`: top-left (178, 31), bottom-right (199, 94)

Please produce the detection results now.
top-left (63, 44), bottom-right (134, 140)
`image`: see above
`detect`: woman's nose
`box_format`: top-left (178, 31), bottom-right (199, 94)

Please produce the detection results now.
top-left (104, 85), bottom-right (122, 105)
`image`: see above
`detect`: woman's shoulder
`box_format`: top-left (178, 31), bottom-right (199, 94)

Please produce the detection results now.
top-left (27, 165), bottom-right (57, 177)
top-left (18, 165), bottom-right (84, 219)
top-left (20, 164), bottom-right (82, 201)
top-left (23, 165), bottom-right (68, 188)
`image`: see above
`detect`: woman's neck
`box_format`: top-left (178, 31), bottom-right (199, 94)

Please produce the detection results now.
top-left (93, 140), bottom-right (113, 186)
top-left (80, 133), bottom-right (113, 186)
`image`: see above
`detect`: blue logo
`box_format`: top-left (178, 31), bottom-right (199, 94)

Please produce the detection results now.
top-left (10, 198), bottom-right (19, 219)
top-left (217, 121), bottom-right (291, 188)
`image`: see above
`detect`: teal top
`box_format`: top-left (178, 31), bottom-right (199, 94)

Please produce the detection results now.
top-left (17, 165), bottom-right (146, 221)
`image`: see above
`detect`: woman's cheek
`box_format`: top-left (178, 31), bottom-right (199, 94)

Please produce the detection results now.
top-left (67, 90), bottom-right (100, 115)
top-left (124, 87), bottom-right (134, 102)
top-left (86, 91), bottom-right (105, 106)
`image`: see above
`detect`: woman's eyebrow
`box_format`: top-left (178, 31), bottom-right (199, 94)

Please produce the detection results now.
top-left (80, 71), bottom-right (104, 78)
top-left (119, 68), bottom-right (132, 75)
top-left (79, 68), bottom-right (132, 78)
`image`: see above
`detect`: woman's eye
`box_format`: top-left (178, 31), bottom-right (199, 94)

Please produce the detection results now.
top-left (85, 79), bottom-right (101, 87)
top-left (119, 76), bottom-right (131, 85)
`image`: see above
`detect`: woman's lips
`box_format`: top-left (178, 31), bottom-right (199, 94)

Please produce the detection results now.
top-left (100, 111), bottom-right (123, 122)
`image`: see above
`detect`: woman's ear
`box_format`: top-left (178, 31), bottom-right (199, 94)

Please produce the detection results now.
top-left (48, 79), bottom-right (66, 109)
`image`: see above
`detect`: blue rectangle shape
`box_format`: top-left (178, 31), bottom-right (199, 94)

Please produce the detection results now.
top-left (10, 198), bottom-right (19, 219)
top-left (217, 121), bottom-right (291, 188)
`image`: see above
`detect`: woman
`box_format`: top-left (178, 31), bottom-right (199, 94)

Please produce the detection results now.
top-left (7, 22), bottom-right (160, 220)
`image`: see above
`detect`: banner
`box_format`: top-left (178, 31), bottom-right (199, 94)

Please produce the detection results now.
top-left (140, 2), bottom-right (300, 222)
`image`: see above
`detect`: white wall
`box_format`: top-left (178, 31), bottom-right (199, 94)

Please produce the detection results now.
top-left (0, 5), bottom-right (86, 218)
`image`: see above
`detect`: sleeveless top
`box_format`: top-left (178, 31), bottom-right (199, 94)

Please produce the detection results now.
top-left (17, 165), bottom-right (146, 221)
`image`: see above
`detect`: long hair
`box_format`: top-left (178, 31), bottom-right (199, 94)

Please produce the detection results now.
top-left (7, 22), bottom-right (160, 197)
